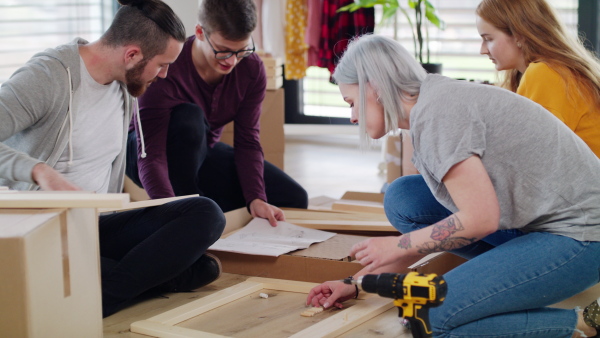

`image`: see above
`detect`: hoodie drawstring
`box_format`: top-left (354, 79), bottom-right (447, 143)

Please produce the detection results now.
top-left (135, 98), bottom-right (147, 158)
top-left (66, 67), bottom-right (74, 167)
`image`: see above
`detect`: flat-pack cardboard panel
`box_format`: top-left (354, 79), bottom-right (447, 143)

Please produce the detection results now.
top-left (0, 208), bottom-right (102, 337)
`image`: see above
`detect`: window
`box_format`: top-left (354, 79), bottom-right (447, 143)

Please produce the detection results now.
top-left (303, 0), bottom-right (579, 119)
top-left (0, 0), bottom-right (115, 83)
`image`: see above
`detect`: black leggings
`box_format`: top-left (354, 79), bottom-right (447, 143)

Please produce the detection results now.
top-left (127, 103), bottom-right (308, 212)
top-left (99, 197), bottom-right (225, 317)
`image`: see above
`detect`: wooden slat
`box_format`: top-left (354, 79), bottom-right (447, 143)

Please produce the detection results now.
top-left (145, 280), bottom-right (265, 326)
top-left (288, 219), bottom-right (394, 232)
top-left (0, 192), bottom-right (128, 209)
top-left (98, 195), bottom-right (199, 213)
top-left (130, 277), bottom-right (395, 338)
top-left (131, 320), bottom-right (227, 338)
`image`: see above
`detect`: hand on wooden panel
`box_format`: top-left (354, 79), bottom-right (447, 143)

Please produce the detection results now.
top-left (306, 281), bottom-right (356, 309)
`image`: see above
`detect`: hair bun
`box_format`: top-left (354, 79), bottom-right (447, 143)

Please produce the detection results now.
top-left (117, 0), bottom-right (146, 7)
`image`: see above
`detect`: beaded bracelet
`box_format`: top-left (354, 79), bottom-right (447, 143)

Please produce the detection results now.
top-left (347, 276), bottom-right (359, 299)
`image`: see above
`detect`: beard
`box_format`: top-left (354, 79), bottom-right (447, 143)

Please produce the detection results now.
top-left (125, 59), bottom-right (156, 97)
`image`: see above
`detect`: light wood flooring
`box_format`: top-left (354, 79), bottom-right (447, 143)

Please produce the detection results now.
top-left (103, 133), bottom-right (600, 337)
top-left (283, 134), bottom-right (386, 200)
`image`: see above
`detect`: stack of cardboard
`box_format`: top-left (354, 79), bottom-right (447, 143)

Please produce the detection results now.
top-left (385, 131), bottom-right (419, 184)
top-left (260, 54), bottom-right (283, 90)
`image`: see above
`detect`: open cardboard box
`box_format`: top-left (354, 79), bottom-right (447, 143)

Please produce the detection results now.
top-left (208, 208), bottom-right (466, 284)
top-left (0, 192), bottom-right (128, 337)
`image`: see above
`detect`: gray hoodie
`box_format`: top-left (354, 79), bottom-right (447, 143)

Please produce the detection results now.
top-left (0, 38), bottom-right (133, 193)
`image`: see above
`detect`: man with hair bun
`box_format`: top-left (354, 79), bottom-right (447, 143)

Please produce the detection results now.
top-left (0, 0), bottom-right (226, 317)
top-left (127, 0), bottom-right (309, 225)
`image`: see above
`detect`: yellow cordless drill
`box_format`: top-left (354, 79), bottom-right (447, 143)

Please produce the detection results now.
top-left (343, 272), bottom-right (447, 338)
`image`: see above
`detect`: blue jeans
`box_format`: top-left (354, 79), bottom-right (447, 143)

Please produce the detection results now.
top-left (384, 175), bottom-right (600, 337)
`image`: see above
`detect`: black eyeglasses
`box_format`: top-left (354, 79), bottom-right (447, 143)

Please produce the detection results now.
top-left (204, 31), bottom-right (255, 60)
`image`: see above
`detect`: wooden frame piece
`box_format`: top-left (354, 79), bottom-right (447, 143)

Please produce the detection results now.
top-left (288, 219), bottom-right (394, 232)
top-left (0, 191), bottom-right (128, 209)
top-left (131, 277), bottom-right (394, 338)
top-left (282, 208), bottom-right (393, 232)
top-left (98, 195), bottom-right (199, 213)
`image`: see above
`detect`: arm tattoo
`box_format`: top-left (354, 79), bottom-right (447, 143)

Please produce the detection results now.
top-left (430, 216), bottom-right (464, 241)
top-left (397, 233), bottom-right (411, 249)
top-left (417, 215), bottom-right (477, 255)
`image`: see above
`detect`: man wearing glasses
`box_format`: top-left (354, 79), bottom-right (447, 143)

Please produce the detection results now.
top-left (127, 0), bottom-right (308, 225)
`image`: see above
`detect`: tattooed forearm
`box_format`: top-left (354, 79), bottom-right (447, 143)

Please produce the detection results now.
top-left (398, 233), bottom-right (411, 249)
top-left (417, 237), bottom-right (478, 254)
top-left (416, 215), bottom-right (477, 254)
top-left (430, 215), bottom-right (464, 241)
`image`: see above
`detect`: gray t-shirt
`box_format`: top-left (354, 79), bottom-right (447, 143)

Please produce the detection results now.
top-left (410, 75), bottom-right (600, 242)
top-left (54, 56), bottom-right (124, 193)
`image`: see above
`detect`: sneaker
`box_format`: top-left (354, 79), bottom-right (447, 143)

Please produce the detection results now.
top-left (157, 253), bottom-right (222, 293)
top-left (583, 298), bottom-right (600, 337)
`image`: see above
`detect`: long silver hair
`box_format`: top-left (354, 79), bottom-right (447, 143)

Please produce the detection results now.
top-left (333, 34), bottom-right (426, 144)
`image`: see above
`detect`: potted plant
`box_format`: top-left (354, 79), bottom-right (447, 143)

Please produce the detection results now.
top-left (339, 0), bottom-right (445, 73)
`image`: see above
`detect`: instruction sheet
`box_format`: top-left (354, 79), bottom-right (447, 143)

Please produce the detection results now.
top-left (209, 218), bottom-right (336, 257)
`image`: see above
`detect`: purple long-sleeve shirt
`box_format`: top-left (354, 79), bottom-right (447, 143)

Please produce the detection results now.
top-left (132, 36), bottom-right (267, 203)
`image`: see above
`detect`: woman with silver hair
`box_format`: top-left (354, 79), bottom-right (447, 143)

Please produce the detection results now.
top-left (306, 34), bottom-right (600, 337)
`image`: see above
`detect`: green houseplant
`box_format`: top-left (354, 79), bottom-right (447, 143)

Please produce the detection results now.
top-left (339, 0), bottom-right (445, 72)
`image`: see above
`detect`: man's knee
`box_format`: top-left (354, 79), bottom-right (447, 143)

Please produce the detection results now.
top-left (168, 103), bottom-right (207, 145)
top-left (167, 197), bottom-right (226, 241)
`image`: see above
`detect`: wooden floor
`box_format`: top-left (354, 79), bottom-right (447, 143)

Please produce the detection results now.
top-left (283, 134), bottom-right (386, 200)
top-left (103, 133), bottom-right (399, 337)
top-left (103, 133), bottom-right (600, 337)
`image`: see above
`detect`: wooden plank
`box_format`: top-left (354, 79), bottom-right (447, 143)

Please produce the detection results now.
top-left (338, 307), bottom-right (411, 337)
top-left (289, 297), bottom-right (394, 338)
top-left (0, 192), bottom-right (128, 209)
top-left (283, 208), bottom-right (390, 223)
top-left (130, 277), bottom-right (394, 338)
top-left (131, 320), bottom-right (227, 338)
top-left (99, 195), bottom-right (199, 213)
top-left (288, 219), bottom-right (394, 232)
top-left (103, 274), bottom-right (250, 338)
top-left (331, 200), bottom-right (385, 214)
top-left (147, 280), bottom-right (265, 326)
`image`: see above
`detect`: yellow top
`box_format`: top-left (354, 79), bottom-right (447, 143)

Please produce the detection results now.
top-left (517, 62), bottom-right (600, 157)
top-left (284, 0), bottom-right (308, 80)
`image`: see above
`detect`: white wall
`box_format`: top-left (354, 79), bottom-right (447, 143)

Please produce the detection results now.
top-left (162, 0), bottom-right (200, 37)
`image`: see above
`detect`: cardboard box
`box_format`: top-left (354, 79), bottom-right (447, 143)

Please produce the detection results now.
top-left (220, 88), bottom-right (285, 169)
top-left (208, 208), bottom-right (466, 283)
top-left (385, 132), bottom-right (419, 184)
top-left (331, 191), bottom-right (385, 214)
top-left (385, 133), bottom-right (402, 184)
top-left (258, 54), bottom-right (283, 90)
top-left (0, 208), bottom-right (103, 337)
top-left (266, 75), bottom-right (283, 90)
